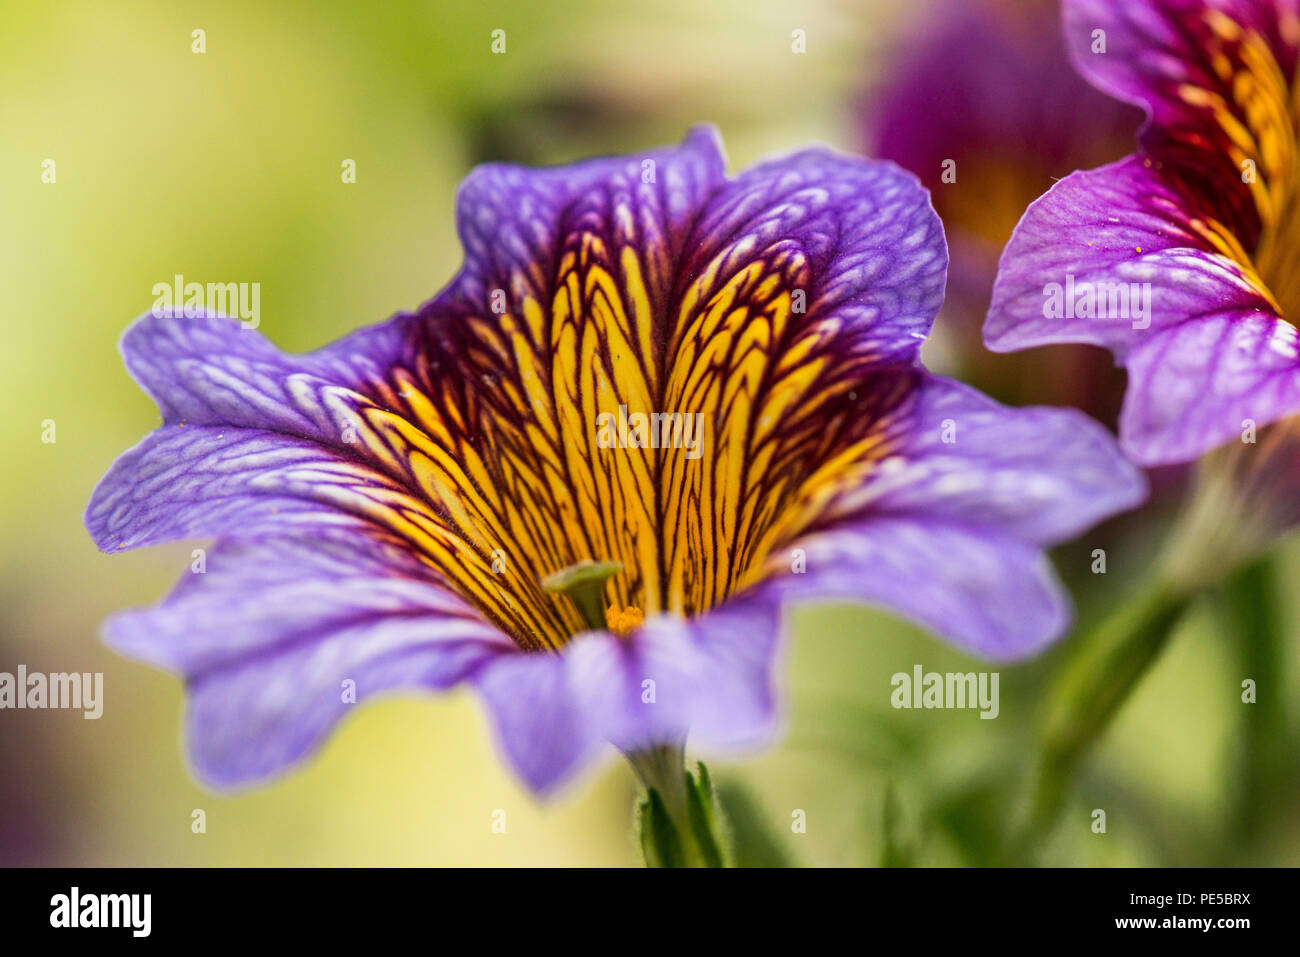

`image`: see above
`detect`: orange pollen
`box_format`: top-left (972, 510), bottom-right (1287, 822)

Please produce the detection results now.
top-left (605, 604), bottom-right (645, 636)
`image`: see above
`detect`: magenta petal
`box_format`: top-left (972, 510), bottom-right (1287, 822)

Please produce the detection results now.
top-left (985, 156), bottom-right (1300, 465)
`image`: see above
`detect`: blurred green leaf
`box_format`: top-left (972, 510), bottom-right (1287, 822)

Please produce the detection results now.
top-left (715, 779), bottom-right (795, 868)
top-left (880, 780), bottom-right (914, 868)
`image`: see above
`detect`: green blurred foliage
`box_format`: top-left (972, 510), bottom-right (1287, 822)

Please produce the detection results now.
top-left (1, 0), bottom-right (1296, 866)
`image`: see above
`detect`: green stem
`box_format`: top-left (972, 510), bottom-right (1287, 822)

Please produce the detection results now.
top-left (627, 746), bottom-right (727, 868)
top-left (1216, 554), bottom-right (1287, 850)
top-left (1005, 580), bottom-right (1196, 862)
top-left (1002, 443), bottom-right (1269, 863)
top-left (628, 744), bottom-right (690, 822)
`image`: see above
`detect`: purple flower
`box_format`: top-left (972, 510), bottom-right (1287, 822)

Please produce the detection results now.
top-left (987, 0), bottom-right (1300, 468)
top-left (87, 127), bottom-right (1143, 794)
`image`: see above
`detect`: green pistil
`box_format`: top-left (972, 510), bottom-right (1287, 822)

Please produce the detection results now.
top-left (541, 559), bottom-right (622, 631)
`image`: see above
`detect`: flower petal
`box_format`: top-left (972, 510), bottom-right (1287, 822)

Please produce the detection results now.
top-left (87, 425), bottom-right (385, 550)
top-left (105, 534), bottom-right (513, 788)
top-left (754, 376), bottom-right (1145, 659)
top-left (120, 308), bottom-right (374, 438)
top-left (86, 421), bottom-right (576, 646)
top-left (685, 146), bottom-right (948, 367)
top-left (984, 155), bottom-right (1300, 464)
top-left (862, 375), bottom-right (1148, 543)
top-left (986, 156), bottom-right (1275, 354)
top-left (867, 0), bottom-right (1141, 289)
top-left (1122, 309), bottom-right (1300, 461)
top-left (471, 590), bottom-right (782, 793)
top-left (765, 515), bottom-right (1069, 660)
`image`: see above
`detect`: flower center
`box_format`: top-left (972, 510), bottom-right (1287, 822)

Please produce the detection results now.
top-left (538, 559), bottom-right (645, 637)
top-left (320, 229), bottom-right (914, 652)
top-left (1254, 187), bottom-right (1300, 320)
top-left (1182, 8), bottom-right (1300, 319)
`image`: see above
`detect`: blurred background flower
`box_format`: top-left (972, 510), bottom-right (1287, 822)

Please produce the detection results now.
top-left (2, 0), bottom-right (1297, 866)
top-left (862, 0), bottom-right (1142, 423)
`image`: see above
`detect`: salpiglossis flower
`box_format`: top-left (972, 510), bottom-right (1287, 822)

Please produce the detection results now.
top-left (87, 127), bottom-right (1143, 794)
top-left (988, 0), bottom-right (1300, 460)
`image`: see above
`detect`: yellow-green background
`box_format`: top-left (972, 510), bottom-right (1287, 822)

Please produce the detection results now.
top-left (2, 0), bottom-right (1296, 866)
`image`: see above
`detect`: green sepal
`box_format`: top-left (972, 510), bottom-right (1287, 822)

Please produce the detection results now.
top-left (685, 762), bottom-right (726, 868)
top-left (637, 787), bottom-right (685, 869)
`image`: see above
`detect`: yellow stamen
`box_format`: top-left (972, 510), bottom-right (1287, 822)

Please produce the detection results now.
top-left (606, 604), bottom-right (645, 636)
